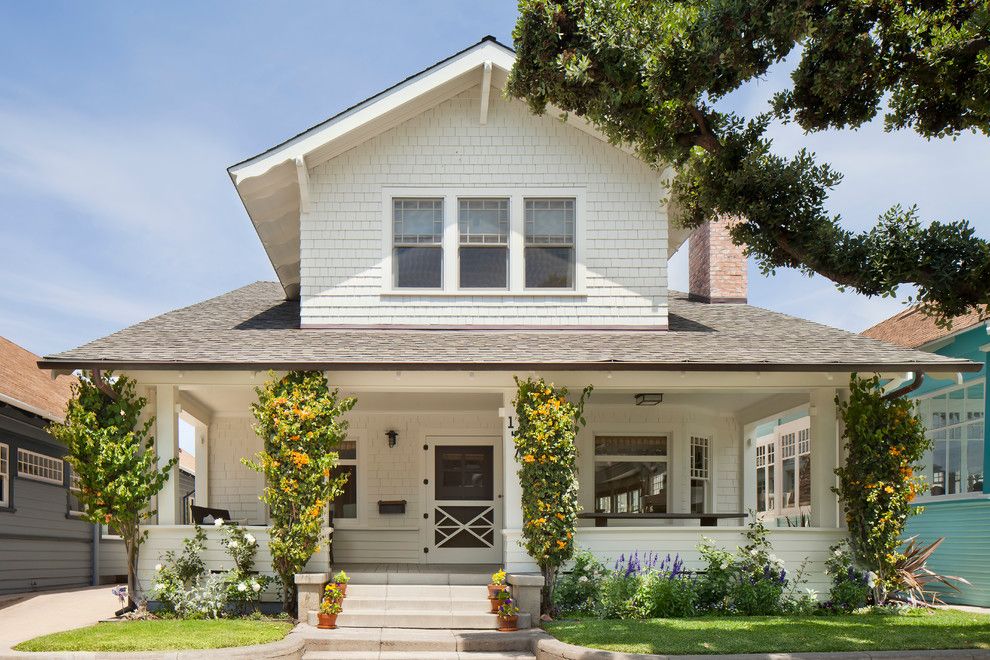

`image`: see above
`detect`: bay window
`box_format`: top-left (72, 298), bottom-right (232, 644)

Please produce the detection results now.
top-left (593, 435), bottom-right (667, 514)
top-left (458, 198), bottom-right (508, 288)
top-left (525, 198), bottom-right (575, 289)
top-left (393, 198), bottom-right (443, 288)
top-left (917, 382), bottom-right (984, 497)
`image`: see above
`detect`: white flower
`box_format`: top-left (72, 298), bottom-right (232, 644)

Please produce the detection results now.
top-left (866, 571), bottom-right (877, 589)
top-left (578, 576), bottom-right (588, 583)
top-left (155, 564), bottom-right (163, 572)
top-left (834, 549), bottom-right (843, 557)
top-left (750, 549), bottom-right (758, 556)
top-left (251, 581), bottom-right (261, 593)
top-left (214, 518), bottom-right (224, 527)
top-left (154, 582), bottom-right (164, 591)
top-left (237, 582), bottom-right (247, 592)
top-left (244, 534), bottom-right (256, 546)
top-left (720, 561), bottom-right (730, 570)
top-left (229, 541), bottom-right (238, 548)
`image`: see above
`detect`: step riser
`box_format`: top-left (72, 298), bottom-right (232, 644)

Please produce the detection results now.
top-left (343, 572), bottom-right (491, 585)
top-left (342, 586), bottom-right (489, 598)
top-left (306, 610), bottom-right (531, 630)
top-left (342, 598), bottom-right (492, 612)
top-left (303, 654), bottom-right (535, 660)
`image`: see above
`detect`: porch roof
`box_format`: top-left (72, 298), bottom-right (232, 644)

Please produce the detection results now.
top-left (39, 282), bottom-right (980, 374)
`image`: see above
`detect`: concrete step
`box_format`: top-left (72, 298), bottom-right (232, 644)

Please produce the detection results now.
top-left (308, 609), bottom-right (531, 629)
top-left (344, 572), bottom-right (490, 585)
top-left (299, 626), bottom-right (542, 655)
top-left (303, 653), bottom-right (535, 660)
top-left (343, 597), bottom-right (493, 612)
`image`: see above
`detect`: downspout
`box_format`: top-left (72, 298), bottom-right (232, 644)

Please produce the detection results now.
top-left (883, 371), bottom-right (925, 400)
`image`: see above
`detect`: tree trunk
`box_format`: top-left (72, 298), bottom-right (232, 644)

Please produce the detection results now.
top-left (125, 534), bottom-right (139, 610)
top-left (282, 572), bottom-right (297, 616)
top-left (540, 564), bottom-right (557, 617)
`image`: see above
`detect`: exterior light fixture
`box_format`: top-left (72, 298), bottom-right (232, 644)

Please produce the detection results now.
top-left (634, 393), bottom-right (664, 406)
top-left (386, 430), bottom-right (398, 448)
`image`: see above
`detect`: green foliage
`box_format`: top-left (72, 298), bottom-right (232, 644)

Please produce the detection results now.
top-left (153, 524), bottom-right (208, 612)
top-left (552, 549), bottom-right (606, 615)
top-left (825, 541), bottom-right (872, 612)
top-left (245, 370), bottom-right (356, 613)
top-left (696, 540), bottom-right (736, 612)
top-left (633, 572), bottom-right (697, 618)
top-left (508, 0), bottom-right (990, 327)
top-left (596, 571), bottom-right (640, 619)
top-left (513, 376), bottom-right (591, 614)
top-left (49, 372), bottom-right (176, 607)
top-left (834, 374), bottom-right (929, 604)
top-left (320, 583), bottom-right (344, 615)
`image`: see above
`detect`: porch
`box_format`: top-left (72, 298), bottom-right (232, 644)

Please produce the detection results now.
top-left (131, 368), bottom-right (853, 600)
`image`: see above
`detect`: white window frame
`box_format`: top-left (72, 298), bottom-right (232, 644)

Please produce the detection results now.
top-left (68, 468), bottom-right (85, 517)
top-left (754, 418), bottom-right (812, 520)
top-left (331, 431), bottom-right (363, 528)
top-left (16, 448), bottom-right (64, 485)
top-left (381, 187), bottom-right (587, 296)
top-left (0, 443), bottom-right (9, 507)
top-left (689, 434), bottom-right (711, 514)
top-left (914, 378), bottom-right (985, 502)
top-left (592, 434), bottom-right (670, 514)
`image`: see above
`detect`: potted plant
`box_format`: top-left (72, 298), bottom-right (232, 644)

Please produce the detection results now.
top-left (488, 568), bottom-right (507, 599)
top-left (496, 595), bottom-right (520, 632)
top-left (490, 582), bottom-right (510, 613)
top-left (317, 583), bottom-right (344, 629)
top-left (333, 569), bottom-right (350, 597)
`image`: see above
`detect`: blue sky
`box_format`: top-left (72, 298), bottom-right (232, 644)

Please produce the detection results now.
top-left (1, 1), bottom-right (987, 359)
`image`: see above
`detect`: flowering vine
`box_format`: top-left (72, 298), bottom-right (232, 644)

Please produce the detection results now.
top-left (245, 371), bottom-right (355, 613)
top-left (834, 373), bottom-right (928, 604)
top-left (513, 376), bottom-right (591, 614)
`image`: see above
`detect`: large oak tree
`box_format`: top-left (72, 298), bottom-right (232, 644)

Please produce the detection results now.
top-left (507, 0), bottom-right (990, 326)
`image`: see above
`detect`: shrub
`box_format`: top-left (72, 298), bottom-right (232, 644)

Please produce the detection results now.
top-left (152, 525), bottom-right (208, 614)
top-left (825, 541), bottom-right (872, 612)
top-left (730, 519), bottom-right (790, 615)
top-left (633, 570), bottom-right (697, 618)
top-left (596, 571), bottom-right (640, 619)
top-left (553, 549), bottom-right (606, 615)
top-left (696, 539), bottom-right (735, 612)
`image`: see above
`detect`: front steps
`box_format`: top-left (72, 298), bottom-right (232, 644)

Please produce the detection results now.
top-left (306, 584), bottom-right (532, 630)
top-left (300, 626), bottom-right (541, 660)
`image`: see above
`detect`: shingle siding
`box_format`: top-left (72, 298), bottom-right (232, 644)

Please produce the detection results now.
top-left (300, 87), bottom-right (669, 327)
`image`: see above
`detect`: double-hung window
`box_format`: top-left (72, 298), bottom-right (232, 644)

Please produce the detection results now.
top-left (393, 198), bottom-right (443, 288)
top-left (17, 448), bottom-right (63, 485)
top-left (68, 468), bottom-right (84, 517)
top-left (331, 440), bottom-right (358, 520)
top-left (0, 443), bottom-right (8, 507)
top-left (689, 435), bottom-right (711, 513)
top-left (917, 382), bottom-right (984, 496)
top-left (525, 198), bottom-right (575, 288)
top-left (593, 436), bottom-right (668, 514)
top-left (754, 418), bottom-right (811, 519)
top-left (755, 441), bottom-right (775, 513)
top-left (459, 199), bottom-right (509, 288)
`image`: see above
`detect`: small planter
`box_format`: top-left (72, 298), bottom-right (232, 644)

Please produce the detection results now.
top-left (336, 583), bottom-right (348, 597)
top-left (487, 583), bottom-right (507, 598)
top-left (497, 614), bottom-right (518, 632)
top-left (488, 596), bottom-right (501, 613)
top-left (317, 612), bottom-right (338, 629)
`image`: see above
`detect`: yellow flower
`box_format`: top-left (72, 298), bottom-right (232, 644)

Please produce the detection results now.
top-left (556, 540), bottom-right (567, 549)
top-left (884, 485), bottom-right (895, 494)
top-left (523, 454), bottom-right (535, 463)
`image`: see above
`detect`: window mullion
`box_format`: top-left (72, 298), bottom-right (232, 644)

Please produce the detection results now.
top-left (509, 195), bottom-right (525, 291)
top-left (442, 195), bottom-right (458, 292)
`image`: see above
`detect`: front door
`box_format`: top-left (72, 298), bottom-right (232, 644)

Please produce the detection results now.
top-left (424, 436), bottom-right (502, 563)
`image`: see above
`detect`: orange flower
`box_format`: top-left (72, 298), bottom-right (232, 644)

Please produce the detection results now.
top-left (523, 454), bottom-right (535, 463)
top-left (556, 540), bottom-right (567, 549)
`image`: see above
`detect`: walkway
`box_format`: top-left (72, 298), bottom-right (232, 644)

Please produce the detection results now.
top-left (0, 585), bottom-right (121, 651)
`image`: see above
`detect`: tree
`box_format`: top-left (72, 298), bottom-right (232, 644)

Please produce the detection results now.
top-left (245, 371), bottom-right (356, 614)
top-left (49, 372), bottom-right (176, 610)
top-left (834, 374), bottom-right (928, 604)
top-left (507, 0), bottom-right (990, 327)
top-left (513, 376), bottom-right (591, 614)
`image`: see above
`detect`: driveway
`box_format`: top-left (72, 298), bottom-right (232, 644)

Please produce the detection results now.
top-left (0, 586), bottom-right (122, 651)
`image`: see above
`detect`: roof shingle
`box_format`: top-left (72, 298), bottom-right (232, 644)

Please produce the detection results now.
top-left (861, 306), bottom-right (986, 350)
top-left (41, 282), bottom-right (979, 373)
top-left (2, 336), bottom-right (77, 420)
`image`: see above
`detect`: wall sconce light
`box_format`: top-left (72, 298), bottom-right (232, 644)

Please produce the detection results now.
top-left (386, 430), bottom-right (398, 448)
top-left (634, 393), bottom-right (664, 406)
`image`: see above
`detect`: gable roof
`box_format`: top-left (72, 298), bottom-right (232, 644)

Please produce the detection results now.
top-left (40, 282), bottom-right (979, 374)
top-left (1, 336), bottom-right (76, 421)
top-left (861, 306), bottom-right (987, 350)
top-left (227, 37), bottom-right (658, 301)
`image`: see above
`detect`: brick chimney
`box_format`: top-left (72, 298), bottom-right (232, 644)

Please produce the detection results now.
top-left (688, 219), bottom-right (747, 303)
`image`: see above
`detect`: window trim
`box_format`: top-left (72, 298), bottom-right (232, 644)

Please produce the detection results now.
top-left (689, 434), bottom-right (712, 514)
top-left (67, 467), bottom-right (85, 518)
top-left (16, 448), bottom-right (64, 486)
top-left (913, 378), bottom-right (985, 502)
top-left (754, 417), bottom-right (812, 520)
top-left (381, 187), bottom-right (586, 296)
top-left (331, 431), bottom-right (363, 528)
top-left (0, 443), bottom-right (9, 508)
top-left (591, 433), bottom-right (670, 515)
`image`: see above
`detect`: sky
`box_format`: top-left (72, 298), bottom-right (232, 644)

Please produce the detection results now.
top-left (1, 1), bottom-right (987, 363)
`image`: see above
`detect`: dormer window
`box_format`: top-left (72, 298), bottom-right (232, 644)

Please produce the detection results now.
top-left (393, 198), bottom-right (443, 288)
top-left (458, 198), bottom-right (508, 289)
top-left (525, 198), bottom-right (575, 289)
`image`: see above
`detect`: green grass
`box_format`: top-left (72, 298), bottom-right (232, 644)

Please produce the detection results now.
top-left (14, 619), bottom-right (294, 652)
top-left (545, 610), bottom-right (990, 655)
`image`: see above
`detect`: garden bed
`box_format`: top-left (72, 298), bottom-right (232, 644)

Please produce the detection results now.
top-left (14, 619), bottom-right (294, 653)
top-left (544, 610), bottom-right (990, 656)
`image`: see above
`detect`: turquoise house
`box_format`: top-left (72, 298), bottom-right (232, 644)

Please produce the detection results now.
top-left (864, 308), bottom-right (989, 606)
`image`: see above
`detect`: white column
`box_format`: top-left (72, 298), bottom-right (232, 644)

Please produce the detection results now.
top-left (193, 420), bottom-right (209, 508)
top-left (155, 386), bottom-right (180, 525)
top-left (810, 388), bottom-right (839, 528)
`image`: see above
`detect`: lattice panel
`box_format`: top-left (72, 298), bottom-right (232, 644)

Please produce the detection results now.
top-left (434, 505), bottom-right (495, 549)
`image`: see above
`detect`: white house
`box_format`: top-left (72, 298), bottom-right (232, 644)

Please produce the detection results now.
top-left (41, 37), bottom-right (978, 619)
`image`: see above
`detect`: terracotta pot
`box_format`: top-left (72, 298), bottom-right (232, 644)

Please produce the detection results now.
top-left (497, 614), bottom-right (519, 632)
top-left (336, 583), bottom-right (348, 597)
top-left (488, 596), bottom-right (501, 613)
top-left (317, 612), bottom-right (338, 629)
top-left (487, 583), bottom-right (507, 598)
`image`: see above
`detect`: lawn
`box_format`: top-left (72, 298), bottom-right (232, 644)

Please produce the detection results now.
top-left (545, 609), bottom-right (990, 655)
top-left (15, 619), bottom-right (294, 652)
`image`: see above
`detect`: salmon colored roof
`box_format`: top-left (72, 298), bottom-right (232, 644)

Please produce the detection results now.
top-left (861, 306), bottom-right (987, 350)
top-left (178, 448), bottom-right (196, 475)
top-left (0, 336), bottom-right (77, 421)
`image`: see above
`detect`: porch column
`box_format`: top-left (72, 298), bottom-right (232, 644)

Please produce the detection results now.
top-left (155, 385), bottom-right (180, 525)
top-left (501, 390), bottom-right (523, 531)
top-left (809, 388), bottom-right (839, 528)
top-left (193, 420), bottom-right (209, 507)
